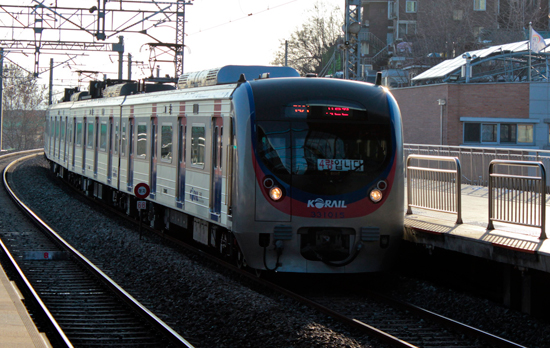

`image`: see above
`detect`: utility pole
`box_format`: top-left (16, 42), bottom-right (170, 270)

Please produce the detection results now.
top-left (128, 53), bottom-right (132, 80)
top-left (49, 58), bottom-right (53, 105)
top-left (344, 0), bottom-right (362, 80)
top-left (113, 36), bottom-right (125, 80)
top-left (175, 0), bottom-right (193, 77)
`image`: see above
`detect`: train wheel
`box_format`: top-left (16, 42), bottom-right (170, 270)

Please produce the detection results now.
top-left (236, 248), bottom-right (247, 269)
top-left (219, 232), bottom-right (230, 257)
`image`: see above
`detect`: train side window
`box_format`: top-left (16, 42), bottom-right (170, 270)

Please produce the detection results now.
top-left (137, 123), bottom-right (147, 158)
top-left (87, 121), bottom-right (94, 148)
top-left (191, 125), bottom-right (205, 168)
top-left (76, 121), bottom-right (83, 146)
top-left (114, 122), bottom-right (119, 155)
top-left (121, 122), bottom-right (127, 157)
top-left (219, 126), bottom-right (223, 169)
top-left (100, 122), bottom-right (108, 151)
top-left (161, 124), bottom-right (173, 163)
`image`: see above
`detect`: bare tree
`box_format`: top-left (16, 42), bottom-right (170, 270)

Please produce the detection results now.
top-left (271, 1), bottom-right (343, 75)
top-left (2, 64), bottom-right (47, 150)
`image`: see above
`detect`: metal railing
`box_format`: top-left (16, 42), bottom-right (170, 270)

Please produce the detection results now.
top-left (406, 155), bottom-right (463, 224)
top-left (404, 144), bottom-right (550, 190)
top-left (487, 160), bottom-right (547, 239)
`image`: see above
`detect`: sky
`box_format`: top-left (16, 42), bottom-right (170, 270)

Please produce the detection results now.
top-left (0, 0), bottom-right (334, 94)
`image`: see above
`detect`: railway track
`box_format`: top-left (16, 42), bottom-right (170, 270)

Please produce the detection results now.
top-left (1, 151), bottom-right (193, 347)
top-left (8, 153), bottom-right (533, 347)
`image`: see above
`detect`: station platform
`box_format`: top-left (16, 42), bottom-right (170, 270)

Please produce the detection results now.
top-left (0, 262), bottom-right (51, 347)
top-left (404, 184), bottom-right (550, 273)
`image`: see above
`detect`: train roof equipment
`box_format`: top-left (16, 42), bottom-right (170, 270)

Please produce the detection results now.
top-left (177, 65), bottom-right (300, 89)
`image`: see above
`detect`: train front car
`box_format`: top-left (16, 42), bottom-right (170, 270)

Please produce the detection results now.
top-left (231, 77), bottom-right (404, 273)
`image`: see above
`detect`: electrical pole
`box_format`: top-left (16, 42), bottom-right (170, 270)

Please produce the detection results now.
top-left (49, 58), bottom-right (53, 105)
top-left (344, 0), bottom-right (362, 80)
top-left (175, 0), bottom-right (193, 77)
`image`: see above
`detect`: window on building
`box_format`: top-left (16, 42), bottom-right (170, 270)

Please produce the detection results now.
top-left (137, 123), bottom-right (147, 157)
top-left (481, 124), bottom-right (497, 142)
top-left (453, 9), bottom-right (463, 20)
top-left (406, 1), bottom-right (417, 13)
top-left (518, 124), bottom-right (533, 143)
top-left (398, 21), bottom-right (417, 38)
top-left (474, 0), bottom-right (486, 11)
top-left (500, 124), bottom-right (517, 143)
top-left (388, 1), bottom-right (396, 19)
top-left (191, 125), bottom-right (206, 167)
top-left (161, 124), bottom-right (173, 162)
top-left (464, 122), bottom-right (534, 145)
top-left (473, 26), bottom-right (484, 39)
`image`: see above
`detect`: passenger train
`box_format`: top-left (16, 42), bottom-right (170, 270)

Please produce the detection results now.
top-left (44, 65), bottom-right (404, 273)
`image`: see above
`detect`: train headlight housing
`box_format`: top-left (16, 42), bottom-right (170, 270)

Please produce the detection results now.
top-left (269, 186), bottom-right (283, 201)
top-left (369, 188), bottom-right (383, 203)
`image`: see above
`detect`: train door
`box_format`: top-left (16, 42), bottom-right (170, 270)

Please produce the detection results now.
top-left (210, 114), bottom-right (223, 221)
top-left (127, 118), bottom-right (135, 191)
top-left (108, 117), bottom-right (113, 183)
top-left (150, 117), bottom-right (158, 199)
top-left (176, 117), bottom-right (186, 208)
top-left (225, 117), bottom-right (234, 217)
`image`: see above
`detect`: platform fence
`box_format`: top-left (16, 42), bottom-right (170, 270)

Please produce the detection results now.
top-left (406, 154), bottom-right (463, 224)
top-left (487, 160), bottom-right (547, 239)
top-left (404, 144), bottom-right (550, 191)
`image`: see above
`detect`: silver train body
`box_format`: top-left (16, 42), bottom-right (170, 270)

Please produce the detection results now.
top-left (44, 65), bottom-right (404, 273)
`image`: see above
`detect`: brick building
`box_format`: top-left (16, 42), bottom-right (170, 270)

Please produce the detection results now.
top-left (391, 82), bottom-right (550, 149)
top-left (360, 0), bottom-right (550, 72)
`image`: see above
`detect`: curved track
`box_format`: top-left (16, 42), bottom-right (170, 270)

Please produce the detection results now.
top-left (1, 151), bottom-right (193, 348)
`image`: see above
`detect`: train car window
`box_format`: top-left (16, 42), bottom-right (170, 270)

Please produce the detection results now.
top-left (60, 119), bottom-right (65, 140)
top-left (212, 126), bottom-right (218, 168)
top-left (137, 123), bottom-right (147, 158)
top-left (161, 124), bottom-right (173, 163)
top-left (191, 125), bottom-right (205, 168)
top-left (87, 122), bottom-right (94, 148)
top-left (100, 122), bottom-right (108, 151)
top-left (292, 121), bottom-right (388, 175)
top-left (256, 121), bottom-right (291, 175)
top-left (121, 122), bottom-right (127, 157)
top-left (76, 121), bottom-right (83, 146)
top-left (114, 122), bottom-right (119, 155)
top-left (219, 127), bottom-right (223, 169)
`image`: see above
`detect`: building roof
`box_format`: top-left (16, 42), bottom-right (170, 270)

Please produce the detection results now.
top-left (411, 39), bottom-right (550, 85)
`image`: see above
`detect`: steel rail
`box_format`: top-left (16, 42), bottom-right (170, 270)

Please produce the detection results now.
top-left (4, 153), bottom-right (194, 348)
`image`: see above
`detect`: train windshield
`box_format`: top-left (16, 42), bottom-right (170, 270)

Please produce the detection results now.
top-left (256, 105), bottom-right (392, 194)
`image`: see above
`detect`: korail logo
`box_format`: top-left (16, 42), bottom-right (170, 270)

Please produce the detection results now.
top-left (307, 198), bottom-right (347, 209)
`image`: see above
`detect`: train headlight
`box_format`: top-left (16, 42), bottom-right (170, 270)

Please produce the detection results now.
top-left (369, 189), bottom-right (383, 203)
top-left (269, 186), bottom-right (283, 201)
